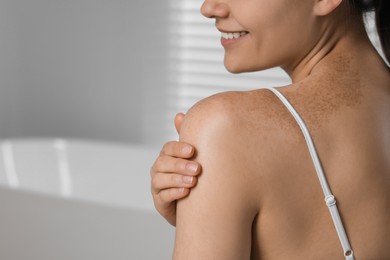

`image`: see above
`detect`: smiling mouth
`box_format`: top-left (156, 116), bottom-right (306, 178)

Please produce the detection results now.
top-left (221, 31), bottom-right (248, 40)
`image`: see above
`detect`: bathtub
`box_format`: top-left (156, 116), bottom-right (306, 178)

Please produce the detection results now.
top-left (0, 139), bottom-right (175, 260)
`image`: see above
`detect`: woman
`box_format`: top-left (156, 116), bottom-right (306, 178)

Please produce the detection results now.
top-left (151, 0), bottom-right (390, 259)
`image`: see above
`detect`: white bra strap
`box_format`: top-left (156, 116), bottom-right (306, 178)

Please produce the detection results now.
top-left (266, 87), bottom-right (354, 260)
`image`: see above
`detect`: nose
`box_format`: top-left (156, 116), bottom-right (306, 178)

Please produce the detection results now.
top-left (200, 0), bottom-right (229, 19)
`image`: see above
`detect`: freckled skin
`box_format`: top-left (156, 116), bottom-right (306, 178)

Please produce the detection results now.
top-left (235, 54), bottom-right (366, 139)
top-left (284, 54), bottom-right (364, 131)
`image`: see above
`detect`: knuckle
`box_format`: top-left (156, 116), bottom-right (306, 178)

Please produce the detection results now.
top-left (155, 192), bottom-right (165, 205)
top-left (150, 165), bottom-right (156, 177)
top-left (154, 155), bottom-right (166, 170)
top-left (160, 190), bottom-right (173, 203)
top-left (161, 142), bottom-right (169, 153)
top-left (151, 174), bottom-right (160, 190)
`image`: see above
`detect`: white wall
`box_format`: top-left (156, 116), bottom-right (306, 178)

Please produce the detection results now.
top-left (0, 0), bottom-right (173, 146)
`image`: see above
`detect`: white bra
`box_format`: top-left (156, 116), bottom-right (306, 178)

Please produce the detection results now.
top-left (266, 87), bottom-right (354, 260)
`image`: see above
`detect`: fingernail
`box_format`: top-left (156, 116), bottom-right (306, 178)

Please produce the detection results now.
top-left (182, 145), bottom-right (193, 155)
top-left (179, 187), bottom-right (185, 193)
top-left (183, 176), bottom-right (194, 184)
top-left (185, 162), bottom-right (198, 173)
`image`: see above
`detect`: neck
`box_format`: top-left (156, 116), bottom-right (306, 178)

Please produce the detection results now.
top-left (281, 13), bottom-right (374, 83)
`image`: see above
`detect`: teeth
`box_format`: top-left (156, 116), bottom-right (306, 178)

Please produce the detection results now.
top-left (221, 32), bottom-right (247, 40)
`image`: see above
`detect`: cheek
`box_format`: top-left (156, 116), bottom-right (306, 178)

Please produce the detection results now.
top-left (222, 32), bottom-right (281, 73)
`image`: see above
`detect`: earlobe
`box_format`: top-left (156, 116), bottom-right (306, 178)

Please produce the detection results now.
top-left (314, 0), bottom-right (343, 16)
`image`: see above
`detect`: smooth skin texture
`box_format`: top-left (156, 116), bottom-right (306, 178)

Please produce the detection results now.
top-left (151, 0), bottom-right (390, 258)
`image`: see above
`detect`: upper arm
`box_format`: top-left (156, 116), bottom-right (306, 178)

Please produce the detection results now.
top-left (173, 95), bottom-right (260, 259)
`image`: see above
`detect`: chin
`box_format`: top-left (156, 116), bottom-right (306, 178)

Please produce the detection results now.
top-left (225, 66), bottom-right (245, 74)
top-left (224, 57), bottom-right (277, 74)
top-left (224, 60), bottom-right (249, 74)
top-left (224, 61), bottom-right (262, 74)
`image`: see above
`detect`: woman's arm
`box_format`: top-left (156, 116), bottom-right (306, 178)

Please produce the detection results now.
top-left (173, 95), bottom-right (260, 259)
top-left (150, 113), bottom-right (201, 226)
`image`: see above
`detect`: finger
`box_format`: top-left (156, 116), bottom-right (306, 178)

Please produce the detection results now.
top-left (152, 154), bottom-right (200, 177)
top-left (153, 188), bottom-right (191, 226)
top-left (161, 141), bottom-right (195, 159)
top-left (157, 187), bottom-right (191, 205)
top-left (174, 113), bottom-right (185, 134)
top-left (151, 172), bottom-right (198, 193)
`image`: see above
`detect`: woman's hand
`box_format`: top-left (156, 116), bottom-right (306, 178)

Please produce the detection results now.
top-left (150, 113), bottom-right (201, 226)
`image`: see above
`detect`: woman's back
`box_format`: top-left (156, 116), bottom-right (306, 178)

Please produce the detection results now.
top-left (248, 52), bottom-right (390, 259)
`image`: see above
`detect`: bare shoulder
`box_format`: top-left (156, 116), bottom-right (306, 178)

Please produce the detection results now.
top-left (179, 87), bottom-right (306, 200)
top-left (180, 88), bottom-right (303, 151)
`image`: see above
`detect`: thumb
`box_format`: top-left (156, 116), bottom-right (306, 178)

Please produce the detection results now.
top-left (174, 113), bottom-right (185, 135)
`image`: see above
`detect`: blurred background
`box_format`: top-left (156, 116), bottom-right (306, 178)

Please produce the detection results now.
top-left (0, 0), bottom-right (383, 259)
top-left (0, 0), bottom-right (293, 147)
top-left (0, 0), bottom-right (172, 146)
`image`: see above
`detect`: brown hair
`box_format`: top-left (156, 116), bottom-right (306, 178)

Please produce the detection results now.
top-left (350, 0), bottom-right (390, 63)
